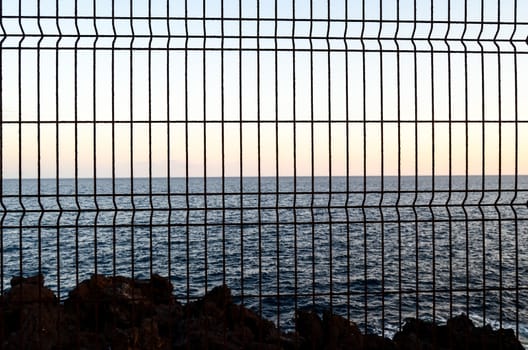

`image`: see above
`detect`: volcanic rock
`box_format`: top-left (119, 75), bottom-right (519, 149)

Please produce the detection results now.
top-left (393, 314), bottom-right (524, 350)
top-left (0, 274), bottom-right (525, 350)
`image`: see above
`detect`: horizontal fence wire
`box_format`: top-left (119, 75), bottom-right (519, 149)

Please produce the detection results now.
top-left (1, 0), bottom-right (528, 347)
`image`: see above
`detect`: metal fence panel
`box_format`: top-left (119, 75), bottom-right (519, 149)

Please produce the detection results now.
top-left (1, 0), bottom-right (528, 346)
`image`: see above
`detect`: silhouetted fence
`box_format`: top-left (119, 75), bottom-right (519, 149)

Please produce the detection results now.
top-left (1, 0), bottom-right (528, 346)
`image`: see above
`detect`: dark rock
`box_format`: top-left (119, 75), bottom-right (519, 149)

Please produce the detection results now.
top-left (64, 274), bottom-right (179, 333)
top-left (393, 317), bottom-right (440, 349)
top-left (1, 303), bottom-right (61, 350)
top-left (179, 285), bottom-right (283, 349)
top-left (296, 310), bottom-right (324, 349)
top-left (0, 275), bottom-right (59, 350)
top-left (61, 274), bottom-right (180, 349)
top-left (1, 275), bottom-right (524, 350)
top-left (295, 310), bottom-right (392, 350)
top-left (227, 303), bottom-right (280, 343)
top-left (393, 314), bottom-right (524, 350)
top-left (363, 333), bottom-right (397, 350)
top-left (5, 274), bottom-right (57, 305)
top-left (322, 310), bottom-right (363, 349)
top-left (148, 273), bottom-right (175, 304)
top-left (10, 274), bottom-right (44, 287)
top-left (106, 318), bottom-right (169, 350)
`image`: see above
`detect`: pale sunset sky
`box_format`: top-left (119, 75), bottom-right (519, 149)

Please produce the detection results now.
top-left (1, 0), bottom-right (527, 178)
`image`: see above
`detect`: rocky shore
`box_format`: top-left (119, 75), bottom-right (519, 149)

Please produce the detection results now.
top-left (0, 274), bottom-right (524, 349)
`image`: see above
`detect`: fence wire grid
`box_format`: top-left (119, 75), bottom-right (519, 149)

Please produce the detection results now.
top-left (1, 0), bottom-right (528, 346)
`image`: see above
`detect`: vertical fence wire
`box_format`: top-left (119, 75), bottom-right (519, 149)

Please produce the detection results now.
top-left (0, 0), bottom-right (4, 300)
top-left (360, 0), bottom-right (369, 334)
top-left (237, 0), bottom-right (244, 309)
top-left (512, 1), bottom-right (520, 339)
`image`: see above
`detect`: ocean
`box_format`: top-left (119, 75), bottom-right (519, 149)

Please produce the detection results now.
top-left (1, 176), bottom-right (527, 343)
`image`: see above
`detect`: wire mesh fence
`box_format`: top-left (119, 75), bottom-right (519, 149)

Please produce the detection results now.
top-left (1, 0), bottom-right (528, 347)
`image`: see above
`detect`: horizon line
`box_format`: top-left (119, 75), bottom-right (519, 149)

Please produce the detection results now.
top-left (2, 174), bottom-right (527, 181)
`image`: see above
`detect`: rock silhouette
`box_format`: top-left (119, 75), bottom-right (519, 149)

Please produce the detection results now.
top-left (0, 274), bottom-right (524, 349)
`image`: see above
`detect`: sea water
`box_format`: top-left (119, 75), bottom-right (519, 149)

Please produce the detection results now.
top-left (1, 176), bottom-right (527, 344)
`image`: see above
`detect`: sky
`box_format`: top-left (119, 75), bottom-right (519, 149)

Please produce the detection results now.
top-left (1, 0), bottom-right (528, 178)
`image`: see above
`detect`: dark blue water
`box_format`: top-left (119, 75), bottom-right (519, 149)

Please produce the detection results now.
top-left (1, 176), bottom-right (527, 343)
